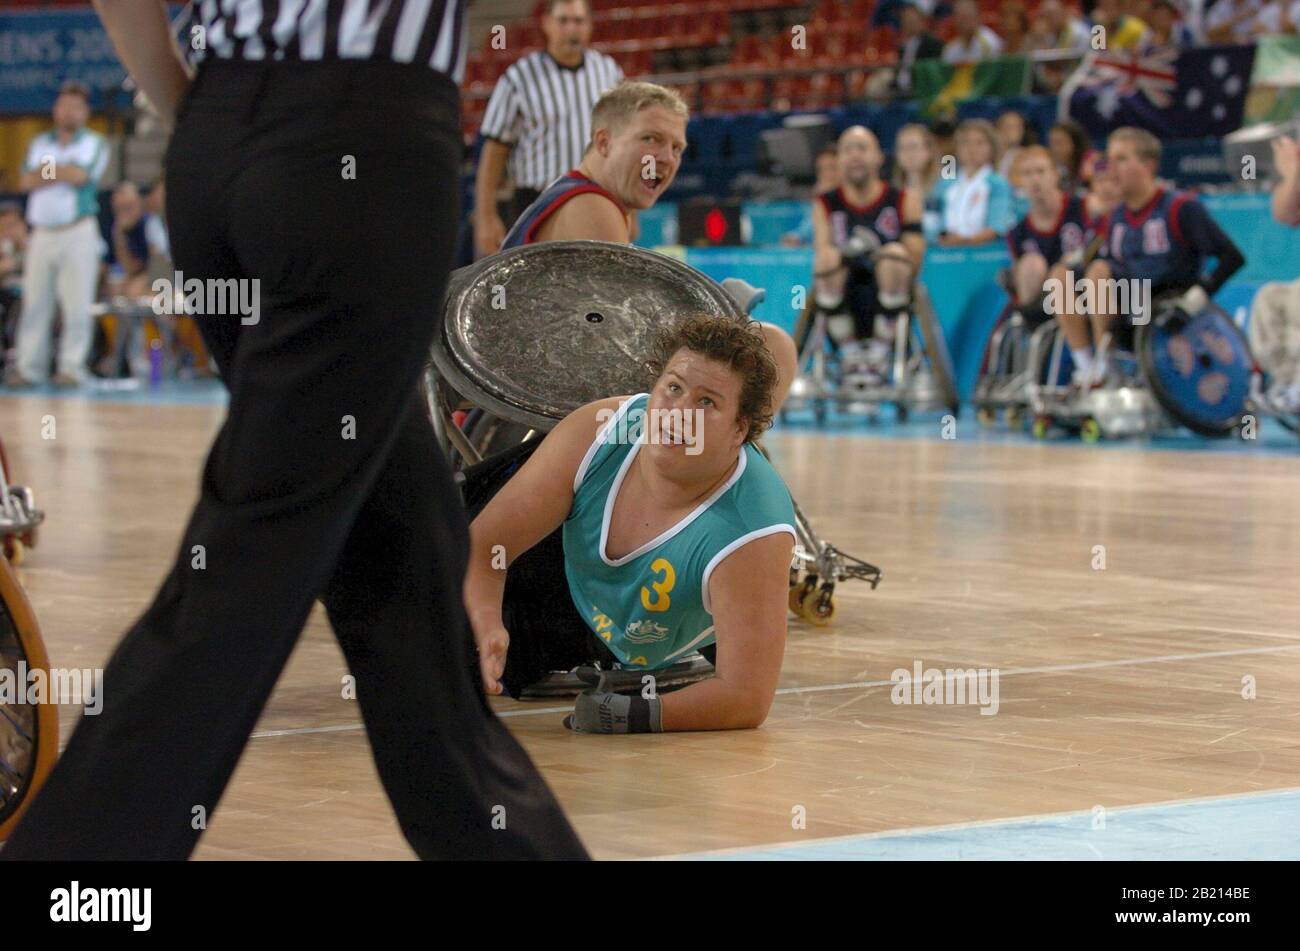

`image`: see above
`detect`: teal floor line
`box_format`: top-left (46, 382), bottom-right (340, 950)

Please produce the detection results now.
top-left (669, 787), bottom-right (1300, 861)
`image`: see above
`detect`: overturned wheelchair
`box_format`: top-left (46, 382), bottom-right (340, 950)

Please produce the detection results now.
top-left (784, 270), bottom-right (959, 426)
top-left (422, 241), bottom-right (881, 696)
top-left (1016, 295), bottom-right (1256, 442)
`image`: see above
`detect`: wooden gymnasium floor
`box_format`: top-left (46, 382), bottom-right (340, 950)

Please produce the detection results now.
top-left (3, 387), bottom-right (1298, 860)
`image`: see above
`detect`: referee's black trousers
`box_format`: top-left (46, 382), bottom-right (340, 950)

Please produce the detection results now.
top-left (2, 61), bottom-right (588, 860)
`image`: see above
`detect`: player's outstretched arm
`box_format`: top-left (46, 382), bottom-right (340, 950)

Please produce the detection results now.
top-left (464, 395), bottom-right (626, 695)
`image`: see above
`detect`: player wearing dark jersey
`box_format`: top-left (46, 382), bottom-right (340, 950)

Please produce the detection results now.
top-left (1006, 145), bottom-right (1103, 324)
top-left (1077, 127), bottom-right (1244, 384)
top-left (810, 126), bottom-right (925, 360)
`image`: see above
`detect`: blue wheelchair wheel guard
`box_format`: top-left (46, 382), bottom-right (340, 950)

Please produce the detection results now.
top-left (1139, 305), bottom-right (1252, 438)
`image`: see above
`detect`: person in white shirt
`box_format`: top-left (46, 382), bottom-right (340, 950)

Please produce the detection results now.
top-left (11, 81), bottom-right (109, 388)
top-left (1251, 0), bottom-right (1300, 34)
top-left (1205, 0), bottom-right (1264, 42)
top-left (943, 0), bottom-right (1006, 64)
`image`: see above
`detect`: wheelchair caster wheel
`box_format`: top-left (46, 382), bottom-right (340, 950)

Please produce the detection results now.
top-left (976, 406), bottom-right (995, 428)
top-left (1005, 406), bottom-right (1024, 429)
top-left (800, 584), bottom-right (835, 626)
top-left (789, 575), bottom-right (817, 615)
top-left (4, 536), bottom-right (24, 566)
top-left (1080, 417), bottom-right (1102, 443)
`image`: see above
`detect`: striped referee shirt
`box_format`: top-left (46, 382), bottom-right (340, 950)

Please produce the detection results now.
top-left (480, 49), bottom-right (623, 191)
top-left (178, 0), bottom-right (467, 83)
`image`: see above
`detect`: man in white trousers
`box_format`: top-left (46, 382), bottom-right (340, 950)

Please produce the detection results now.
top-left (10, 80), bottom-right (109, 388)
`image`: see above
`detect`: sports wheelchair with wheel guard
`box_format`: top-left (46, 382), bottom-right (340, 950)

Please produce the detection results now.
top-left (422, 241), bottom-right (882, 694)
top-left (784, 268), bottom-right (959, 426)
top-left (0, 435), bottom-right (55, 843)
top-left (1027, 295), bottom-right (1255, 442)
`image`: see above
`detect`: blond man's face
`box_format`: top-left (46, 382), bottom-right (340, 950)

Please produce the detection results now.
top-left (601, 106), bottom-right (687, 210)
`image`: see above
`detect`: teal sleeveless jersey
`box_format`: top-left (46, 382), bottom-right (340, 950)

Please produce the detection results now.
top-left (562, 393), bottom-right (797, 670)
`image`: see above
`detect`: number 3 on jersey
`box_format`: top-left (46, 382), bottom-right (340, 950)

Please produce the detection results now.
top-left (640, 557), bottom-right (676, 612)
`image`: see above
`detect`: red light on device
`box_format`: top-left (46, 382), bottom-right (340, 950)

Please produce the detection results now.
top-left (704, 207), bottom-right (728, 244)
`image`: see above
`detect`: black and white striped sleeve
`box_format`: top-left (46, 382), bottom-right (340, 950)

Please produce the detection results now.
top-left (480, 70), bottom-right (523, 145)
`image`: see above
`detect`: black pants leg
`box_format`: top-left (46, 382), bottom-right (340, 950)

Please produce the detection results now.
top-left (1, 61), bottom-right (586, 860)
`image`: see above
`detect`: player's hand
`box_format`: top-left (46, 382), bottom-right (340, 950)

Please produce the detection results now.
top-left (474, 622), bottom-right (510, 696)
top-left (1175, 285), bottom-right (1208, 317)
top-left (474, 213), bottom-right (506, 258)
top-left (1273, 136), bottom-right (1300, 183)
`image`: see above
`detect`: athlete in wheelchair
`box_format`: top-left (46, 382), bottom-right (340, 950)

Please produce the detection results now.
top-left (975, 146), bottom-right (1112, 428)
top-left (787, 126), bottom-right (958, 424)
top-left (460, 314), bottom-right (798, 733)
top-left (1028, 127), bottom-right (1249, 440)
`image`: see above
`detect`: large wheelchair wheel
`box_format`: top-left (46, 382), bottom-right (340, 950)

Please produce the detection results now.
top-left (1138, 305), bottom-right (1253, 438)
top-left (912, 286), bottom-right (960, 416)
top-left (0, 553), bottom-right (57, 842)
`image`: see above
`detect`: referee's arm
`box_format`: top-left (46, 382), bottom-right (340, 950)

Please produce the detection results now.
top-left (93, 1), bottom-right (192, 130)
top-left (473, 75), bottom-right (522, 256)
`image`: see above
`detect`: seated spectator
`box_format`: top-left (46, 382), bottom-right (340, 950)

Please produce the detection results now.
top-left (933, 118), bottom-right (1016, 245)
top-left (1143, 0), bottom-right (1199, 46)
top-left (1035, 0), bottom-right (1093, 49)
top-left (893, 123), bottom-right (944, 240)
top-left (1091, 0), bottom-right (1150, 49)
top-left (781, 146), bottom-right (841, 246)
top-left (1049, 118), bottom-right (1096, 193)
top-left (0, 203), bottom-right (27, 355)
top-left (1205, 0), bottom-right (1263, 41)
top-left (942, 0), bottom-right (1005, 64)
top-left (1031, 0), bottom-right (1092, 91)
top-left (1252, 0), bottom-right (1300, 35)
top-left (1273, 134), bottom-right (1300, 226)
top-left (103, 182), bottom-right (166, 299)
top-left (894, 2), bottom-right (946, 95)
top-left (996, 109), bottom-right (1036, 180)
top-left (144, 178), bottom-right (170, 261)
top-left (1000, 1), bottom-right (1034, 53)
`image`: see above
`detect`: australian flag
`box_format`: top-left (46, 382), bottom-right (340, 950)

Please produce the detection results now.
top-left (1061, 44), bottom-right (1256, 140)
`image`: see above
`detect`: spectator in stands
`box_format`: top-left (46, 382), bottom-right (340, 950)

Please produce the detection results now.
top-left (474, 0), bottom-right (623, 257)
top-left (943, 0), bottom-right (1005, 64)
top-left (781, 146), bottom-right (841, 246)
top-left (1049, 118), bottom-right (1095, 193)
top-left (0, 203), bottom-right (27, 356)
top-left (1143, 0), bottom-right (1199, 46)
top-left (894, 123), bottom-right (942, 196)
top-left (996, 109), bottom-right (1035, 180)
top-left (1205, 0), bottom-right (1263, 41)
top-left (1090, 0), bottom-right (1150, 48)
top-left (1077, 126), bottom-right (1245, 384)
top-left (933, 118), bottom-right (1016, 245)
top-left (1000, 2), bottom-right (1035, 53)
top-left (104, 182), bottom-right (163, 299)
top-left (894, 123), bottom-right (944, 240)
top-left (1252, 0), bottom-right (1300, 35)
top-left (894, 2), bottom-right (946, 95)
top-left (1273, 135), bottom-right (1300, 226)
top-left (1035, 0), bottom-right (1094, 50)
top-left (144, 178), bottom-right (169, 260)
top-left (930, 117), bottom-right (958, 165)
top-left (10, 80), bottom-right (108, 389)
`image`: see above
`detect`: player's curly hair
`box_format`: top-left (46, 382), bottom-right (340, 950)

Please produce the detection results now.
top-left (643, 314), bottom-right (778, 444)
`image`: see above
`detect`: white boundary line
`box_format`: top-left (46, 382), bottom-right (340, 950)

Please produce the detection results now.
top-left (248, 642), bottom-right (1300, 739)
